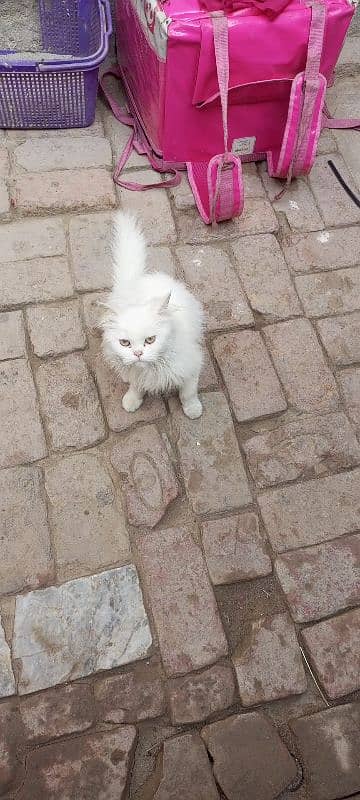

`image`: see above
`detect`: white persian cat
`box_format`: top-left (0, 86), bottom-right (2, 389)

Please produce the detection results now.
top-left (102, 211), bottom-right (204, 419)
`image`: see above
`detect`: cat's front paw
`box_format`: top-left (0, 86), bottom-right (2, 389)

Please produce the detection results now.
top-left (182, 398), bottom-right (203, 419)
top-left (122, 389), bottom-right (143, 413)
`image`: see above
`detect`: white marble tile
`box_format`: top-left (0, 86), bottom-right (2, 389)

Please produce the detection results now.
top-left (13, 566), bottom-right (152, 694)
top-left (0, 616), bottom-right (15, 698)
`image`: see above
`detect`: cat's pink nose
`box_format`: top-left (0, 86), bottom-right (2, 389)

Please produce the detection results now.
top-left (133, 350), bottom-right (143, 358)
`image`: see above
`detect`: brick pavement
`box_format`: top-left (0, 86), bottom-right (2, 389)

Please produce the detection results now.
top-left (0, 37), bottom-right (360, 800)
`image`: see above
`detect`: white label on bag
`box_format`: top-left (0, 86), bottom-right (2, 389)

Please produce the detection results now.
top-left (232, 137), bottom-right (256, 155)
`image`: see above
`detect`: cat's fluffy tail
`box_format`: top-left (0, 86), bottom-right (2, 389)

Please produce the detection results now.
top-left (112, 211), bottom-right (147, 287)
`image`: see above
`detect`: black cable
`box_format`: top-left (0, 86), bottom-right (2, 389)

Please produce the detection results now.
top-left (327, 159), bottom-right (360, 209)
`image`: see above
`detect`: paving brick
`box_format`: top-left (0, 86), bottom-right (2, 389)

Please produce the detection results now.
top-left (118, 170), bottom-right (176, 244)
top-left (258, 468), bottom-right (360, 552)
top-left (137, 526), bottom-right (228, 675)
top-left (295, 266), bottom-right (360, 317)
top-left (81, 291), bottom-right (108, 332)
top-left (168, 663), bottom-right (236, 724)
top-left (231, 234), bottom-right (301, 320)
top-left (26, 300), bottom-right (86, 357)
top-left (13, 565), bottom-right (152, 693)
top-left (0, 701), bottom-right (23, 794)
top-left (12, 169), bottom-right (116, 214)
top-left (111, 425), bottom-right (178, 527)
top-left (327, 76), bottom-right (360, 119)
top-left (45, 452), bottom-right (130, 582)
top-left (281, 226), bottom-right (360, 273)
top-left (0, 616), bottom-right (15, 697)
top-left (308, 154), bottom-right (360, 226)
top-left (7, 110), bottom-right (104, 142)
top-left (291, 704), bottom-right (360, 800)
top-left (213, 331), bottom-right (286, 421)
top-left (316, 129), bottom-right (337, 155)
top-left (199, 346), bottom-right (218, 389)
top-left (170, 392), bottom-right (252, 514)
top-left (20, 684), bottom-right (94, 743)
top-left (0, 311), bottom-right (25, 360)
top-left (261, 167), bottom-right (323, 231)
top-left (276, 533), bottom-right (360, 623)
top-left (338, 366), bottom-right (360, 432)
top-left (170, 174), bottom-right (196, 210)
top-left (20, 728), bottom-right (137, 800)
top-left (303, 608), bottom-right (360, 699)
top-left (102, 112), bottom-right (145, 170)
top-left (0, 217), bottom-right (66, 264)
top-left (0, 178), bottom-right (10, 214)
top-left (338, 34), bottom-right (360, 71)
top-left (0, 257), bottom-right (73, 308)
top-left (177, 199), bottom-right (278, 244)
top-left (177, 245), bottom-right (254, 330)
top-left (95, 660), bottom-right (166, 723)
top-left (14, 136), bottom-right (112, 172)
top-left (69, 211), bottom-right (113, 291)
top-left (233, 612), bottom-right (306, 705)
top-left (138, 733), bottom-right (219, 800)
top-left (0, 359), bottom-right (46, 467)
top-left (333, 129), bottom-right (360, 190)
top-left (317, 311), bottom-right (360, 365)
top-left (0, 466), bottom-right (53, 594)
top-left (0, 146), bottom-right (9, 177)
top-left (201, 512), bottom-right (272, 585)
top-left (147, 246), bottom-right (177, 277)
top-left (202, 712), bottom-right (297, 800)
top-left (263, 319), bottom-right (339, 412)
top-left (87, 338), bottom-right (167, 431)
top-left (243, 411), bottom-right (360, 487)
top-left (36, 353), bottom-right (105, 451)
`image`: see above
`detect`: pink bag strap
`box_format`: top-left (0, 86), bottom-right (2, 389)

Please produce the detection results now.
top-left (187, 14), bottom-right (244, 224)
top-left (100, 67), bottom-right (181, 191)
top-left (321, 102), bottom-right (360, 131)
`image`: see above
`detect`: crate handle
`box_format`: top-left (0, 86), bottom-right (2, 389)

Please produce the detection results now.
top-left (101, 0), bottom-right (113, 36)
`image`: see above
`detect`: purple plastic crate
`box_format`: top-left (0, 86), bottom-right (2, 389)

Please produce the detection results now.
top-left (0, 0), bottom-right (112, 129)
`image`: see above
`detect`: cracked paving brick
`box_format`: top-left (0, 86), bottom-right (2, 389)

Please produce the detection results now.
top-left (36, 353), bottom-right (106, 451)
top-left (276, 533), bottom-right (360, 623)
top-left (243, 411), bottom-right (360, 487)
top-left (281, 226), bottom-right (360, 273)
top-left (291, 704), bottom-right (360, 800)
top-left (45, 452), bottom-right (130, 582)
top-left (258, 468), bottom-right (360, 552)
top-left (230, 234), bottom-right (301, 321)
top-left (232, 612), bottom-right (306, 706)
top-left (170, 392), bottom-right (251, 514)
top-left (20, 684), bottom-right (94, 743)
top-left (201, 712), bottom-right (297, 800)
top-left (263, 319), bottom-right (339, 413)
top-left (110, 424), bottom-right (179, 527)
top-left (0, 359), bottom-right (46, 468)
top-left (0, 466), bottom-right (53, 595)
top-left (201, 512), bottom-right (272, 585)
top-left (302, 608), bottom-right (360, 699)
top-left (19, 728), bottom-right (137, 800)
top-left (317, 312), bottom-right (360, 366)
top-left (95, 659), bottom-right (166, 723)
top-left (135, 733), bottom-right (219, 800)
top-left (177, 245), bottom-right (254, 330)
top-left (168, 663), bottom-right (236, 724)
top-left (136, 526), bottom-right (228, 675)
top-left (295, 266), bottom-right (360, 317)
top-left (213, 331), bottom-right (286, 422)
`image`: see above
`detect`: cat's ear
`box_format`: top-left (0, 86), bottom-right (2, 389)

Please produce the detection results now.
top-left (152, 292), bottom-right (171, 313)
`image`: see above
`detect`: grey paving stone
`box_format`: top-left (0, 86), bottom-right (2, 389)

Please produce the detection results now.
top-left (302, 608), bottom-right (360, 699)
top-left (0, 616), bottom-right (15, 698)
top-left (0, 311), bottom-right (26, 360)
top-left (13, 565), bottom-right (152, 694)
top-left (1, 359), bottom-right (47, 467)
top-left (26, 300), bottom-right (86, 357)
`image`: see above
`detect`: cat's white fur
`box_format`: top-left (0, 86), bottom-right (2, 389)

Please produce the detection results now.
top-left (102, 211), bottom-right (204, 418)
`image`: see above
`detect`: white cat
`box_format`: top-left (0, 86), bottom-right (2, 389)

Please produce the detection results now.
top-left (102, 211), bottom-right (204, 419)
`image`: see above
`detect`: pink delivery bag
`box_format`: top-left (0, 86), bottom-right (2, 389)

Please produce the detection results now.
top-left (104, 0), bottom-right (359, 223)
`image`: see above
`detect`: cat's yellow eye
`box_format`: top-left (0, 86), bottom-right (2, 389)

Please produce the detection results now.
top-left (145, 336), bottom-right (156, 345)
top-left (119, 339), bottom-right (130, 347)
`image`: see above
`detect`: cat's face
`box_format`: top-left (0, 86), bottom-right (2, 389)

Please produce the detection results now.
top-left (103, 294), bottom-right (171, 367)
